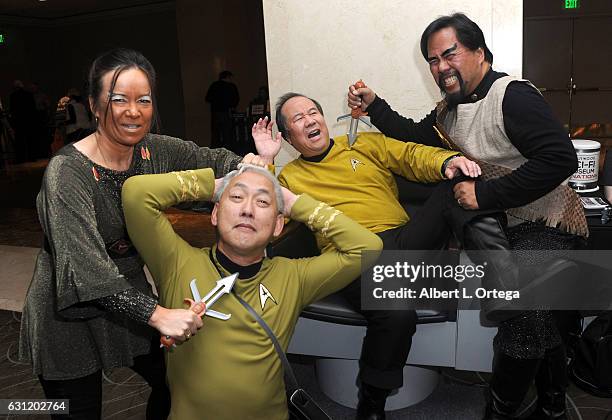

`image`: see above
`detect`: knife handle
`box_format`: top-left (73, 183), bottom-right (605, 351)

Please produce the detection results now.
top-left (160, 299), bottom-right (207, 349)
top-left (351, 80), bottom-right (368, 119)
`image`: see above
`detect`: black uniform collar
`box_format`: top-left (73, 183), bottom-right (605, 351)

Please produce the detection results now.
top-left (215, 247), bottom-right (262, 279)
top-left (459, 68), bottom-right (507, 104)
top-left (300, 139), bottom-right (335, 163)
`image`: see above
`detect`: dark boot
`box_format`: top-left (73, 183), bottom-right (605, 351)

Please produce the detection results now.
top-left (528, 345), bottom-right (568, 420)
top-left (483, 403), bottom-right (522, 420)
top-left (463, 216), bottom-right (578, 322)
top-left (356, 383), bottom-right (390, 420)
top-left (484, 351), bottom-right (540, 419)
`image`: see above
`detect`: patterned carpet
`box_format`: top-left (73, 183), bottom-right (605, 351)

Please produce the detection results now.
top-left (3, 307), bottom-right (611, 419)
top-left (0, 310), bottom-right (151, 420)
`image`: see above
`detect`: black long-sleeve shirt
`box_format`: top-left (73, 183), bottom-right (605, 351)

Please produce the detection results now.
top-left (367, 69), bottom-right (578, 210)
top-left (205, 80), bottom-right (240, 113)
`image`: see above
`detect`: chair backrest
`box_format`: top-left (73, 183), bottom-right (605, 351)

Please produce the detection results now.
top-left (267, 221), bottom-right (320, 259)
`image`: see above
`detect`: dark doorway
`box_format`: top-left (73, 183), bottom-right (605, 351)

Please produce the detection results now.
top-left (523, 0), bottom-right (612, 145)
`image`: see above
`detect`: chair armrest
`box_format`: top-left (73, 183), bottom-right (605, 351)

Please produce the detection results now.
top-left (301, 292), bottom-right (453, 326)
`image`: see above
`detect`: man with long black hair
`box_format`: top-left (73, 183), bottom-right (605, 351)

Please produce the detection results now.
top-left (348, 12), bottom-right (586, 420)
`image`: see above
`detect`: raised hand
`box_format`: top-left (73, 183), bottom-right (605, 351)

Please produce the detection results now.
top-left (252, 116), bottom-right (283, 164)
top-left (280, 186), bottom-right (298, 217)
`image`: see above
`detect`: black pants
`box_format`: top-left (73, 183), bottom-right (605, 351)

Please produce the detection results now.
top-left (39, 339), bottom-right (170, 420)
top-left (340, 180), bottom-right (501, 389)
top-left (210, 111), bottom-right (234, 149)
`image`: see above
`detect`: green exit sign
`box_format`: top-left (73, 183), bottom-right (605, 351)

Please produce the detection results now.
top-left (0, 33), bottom-right (5, 44)
top-left (564, 0), bottom-right (580, 8)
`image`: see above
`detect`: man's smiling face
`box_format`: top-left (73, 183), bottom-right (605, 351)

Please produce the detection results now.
top-left (427, 27), bottom-right (486, 107)
top-left (211, 171), bottom-right (284, 258)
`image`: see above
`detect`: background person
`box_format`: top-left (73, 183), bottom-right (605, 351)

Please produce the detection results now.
top-left (206, 70), bottom-right (240, 149)
top-left (30, 82), bottom-right (52, 159)
top-left (9, 79), bottom-right (36, 162)
top-left (64, 88), bottom-right (93, 144)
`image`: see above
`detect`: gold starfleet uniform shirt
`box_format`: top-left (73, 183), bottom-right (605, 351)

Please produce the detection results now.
top-left (278, 132), bottom-right (457, 249)
top-left (122, 168), bottom-right (382, 420)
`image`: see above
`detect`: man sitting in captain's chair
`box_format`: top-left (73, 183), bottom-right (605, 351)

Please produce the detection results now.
top-left (253, 93), bottom-right (483, 420)
top-left (254, 93), bottom-right (579, 420)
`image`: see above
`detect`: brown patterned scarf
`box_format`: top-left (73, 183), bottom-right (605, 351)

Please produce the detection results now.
top-left (435, 100), bottom-right (588, 238)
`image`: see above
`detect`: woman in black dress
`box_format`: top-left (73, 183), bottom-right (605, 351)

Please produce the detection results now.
top-left (19, 48), bottom-right (276, 420)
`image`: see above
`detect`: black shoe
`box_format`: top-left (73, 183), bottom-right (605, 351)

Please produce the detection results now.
top-left (463, 216), bottom-right (579, 322)
top-left (356, 383), bottom-right (389, 420)
top-left (526, 404), bottom-right (567, 420)
top-left (483, 402), bottom-right (519, 420)
top-left (483, 391), bottom-right (535, 420)
top-left (528, 345), bottom-right (568, 420)
top-left (484, 351), bottom-right (540, 420)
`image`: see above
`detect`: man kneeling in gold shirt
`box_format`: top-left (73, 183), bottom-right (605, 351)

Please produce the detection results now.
top-left (122, 164), bottom-right (382, 419)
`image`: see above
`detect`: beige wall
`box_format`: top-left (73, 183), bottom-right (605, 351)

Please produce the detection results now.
top-left (262, 0), bottom-right (523, 167)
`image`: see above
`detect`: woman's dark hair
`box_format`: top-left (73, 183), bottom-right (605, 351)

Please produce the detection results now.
top-left (88, 48), bottom-right (160, 133)
top-left (275, 92), bottom-right (324, 139)
top-left (420, 13), bottom-right (493, 65)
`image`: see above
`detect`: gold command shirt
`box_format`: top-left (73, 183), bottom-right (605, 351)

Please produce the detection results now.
top-left (278, 132), bottom-right (458, 250)
top-left (122, 168), bottom-right (382, 420)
